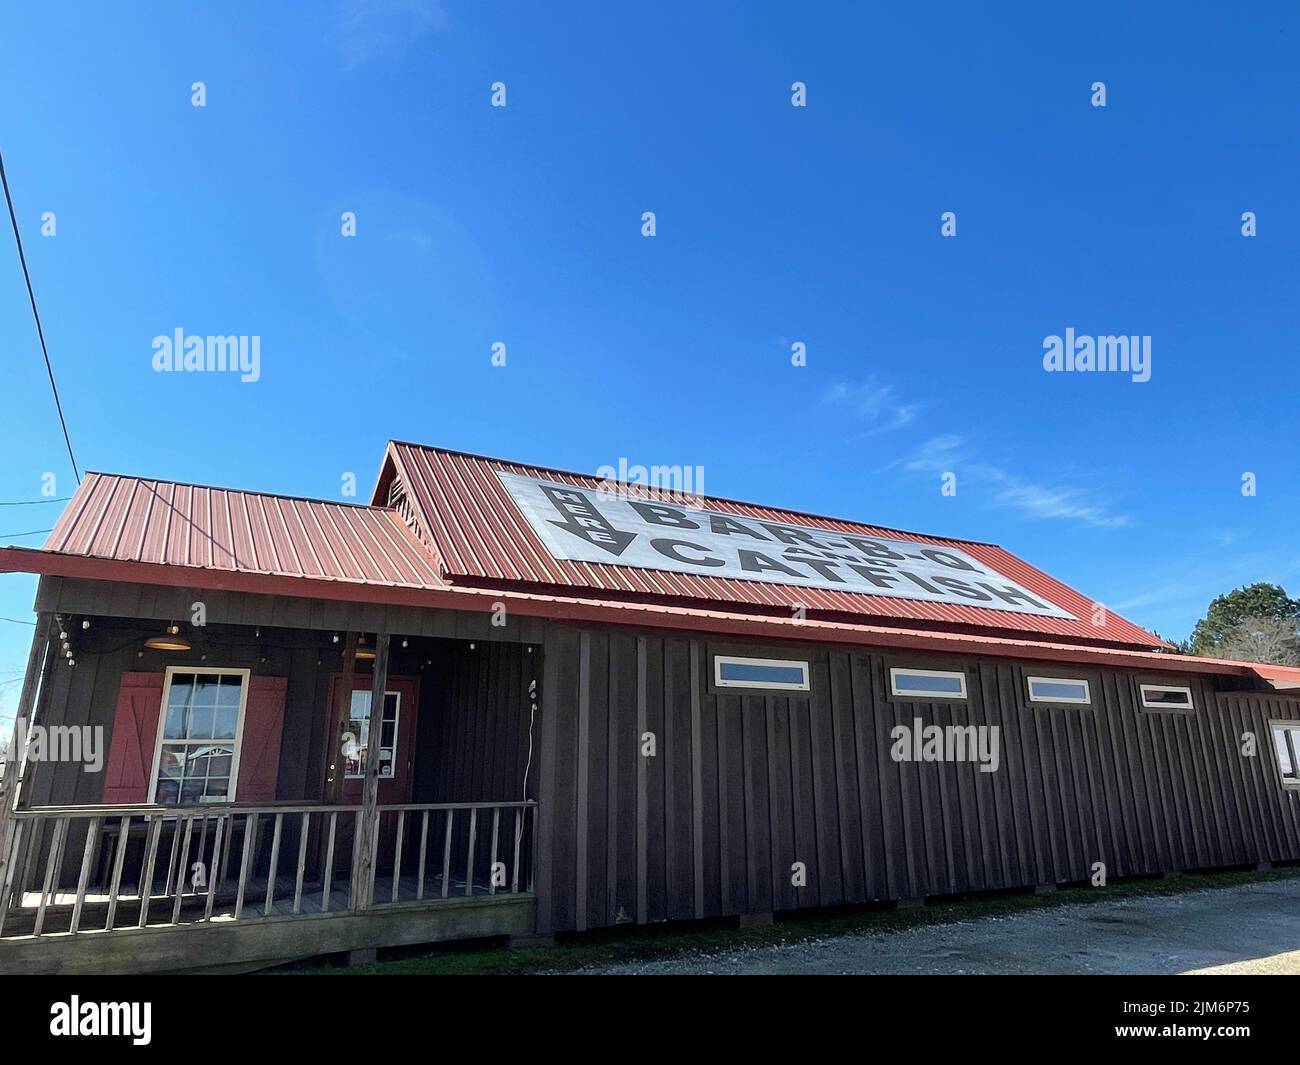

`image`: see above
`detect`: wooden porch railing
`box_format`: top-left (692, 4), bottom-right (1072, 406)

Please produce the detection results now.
top-left (0, 800), bottom-right (537, 940)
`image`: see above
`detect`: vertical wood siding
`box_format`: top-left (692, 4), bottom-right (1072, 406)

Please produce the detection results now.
top-left (411, 638), bottom-right (538, 804)
top-left (536, 626), bottom-right (1300, 933)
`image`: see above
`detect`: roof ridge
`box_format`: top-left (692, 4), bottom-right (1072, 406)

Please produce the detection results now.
top-left (81, 470), bottom-right (394, 512)
top-left (386, 439), bottom-right (1000, 548)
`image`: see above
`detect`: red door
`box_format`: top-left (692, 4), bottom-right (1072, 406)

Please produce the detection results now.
top-left (326, 673), bottom-right (421, 804)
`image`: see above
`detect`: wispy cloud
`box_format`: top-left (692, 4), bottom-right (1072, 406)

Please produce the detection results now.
top-left (903, 434), bottom-right (1130, 529)
top-left (822, 379), bottom-right (919, 440)
top-left (1112, 549), bottom-right (1300, 616)
top-left (995, 483), bottom-right (1127, 527)
top-left (330, 0), bottom-right (446, 71)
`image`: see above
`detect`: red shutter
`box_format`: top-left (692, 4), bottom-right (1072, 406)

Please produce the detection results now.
top-left (236, 675), bottom-right (287, 802)
top-left (102, 672), bottom-right (166, 804)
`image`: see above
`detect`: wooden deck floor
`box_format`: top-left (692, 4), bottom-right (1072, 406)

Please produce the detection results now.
top-left (0, 882), bottom-right (537, 975)
top-left (9, 870), bottom-right (506, 936)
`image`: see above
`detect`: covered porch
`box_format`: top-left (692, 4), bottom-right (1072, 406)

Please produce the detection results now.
top-left (0, 580), bottom-right (548, 973)
top-left (0, 799), bottom-right (537, 973)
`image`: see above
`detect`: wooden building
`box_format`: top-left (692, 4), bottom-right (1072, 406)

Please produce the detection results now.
top-left (1, 440), bottom-right (1299, 973)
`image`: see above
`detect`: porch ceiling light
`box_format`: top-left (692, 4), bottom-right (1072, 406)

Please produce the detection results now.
top-left (144, 633), bottom-right (192, 651)
top-left (355, 648), bottom-right (376, 660)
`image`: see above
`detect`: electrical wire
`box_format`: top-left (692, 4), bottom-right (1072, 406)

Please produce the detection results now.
top-left (0, 148), bottom-right (81, 484)
top-left (0, 497), bottom-right (70, 506)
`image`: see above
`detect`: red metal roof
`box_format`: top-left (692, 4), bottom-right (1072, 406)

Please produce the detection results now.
top-left (376, 442), bottom-right (1166, 650)
top-left (43, 472), bottom-right (448, 591)
top-left (4, 442), bottom-right (1187, 664)
top-left (2, 451), bottom-right (1292, 682)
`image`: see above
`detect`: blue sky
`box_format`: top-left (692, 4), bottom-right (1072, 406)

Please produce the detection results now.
top-left (1, 2), bottom-right (1298, 725)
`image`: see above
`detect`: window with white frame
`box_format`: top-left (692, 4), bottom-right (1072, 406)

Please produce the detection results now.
top-left (713, 656), bottom-right (810, 691)
top-left (1271, 722), bottom-right (1300, 787)
top-left (889, 667), bottom-right (968, 700)
top-left (343, 690), bottom-right (401, 778)
top-left (152, 669), bottom-right (249, 804)
top-left (1027, 676), bottom-right (1091, 705)
top-left (1139, 683), bottom-right (1194, 710)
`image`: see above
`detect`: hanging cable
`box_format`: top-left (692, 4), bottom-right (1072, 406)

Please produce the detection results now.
top-left (0, 497), bottom-right (70, 506)
top-left (0, 148), bottom-right (81, 484)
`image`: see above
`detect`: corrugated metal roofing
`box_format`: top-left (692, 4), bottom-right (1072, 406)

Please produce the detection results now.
top-left (44, 472), bottom-right (448, 590)
top-left (379, 442), bottom-right (1166, 650)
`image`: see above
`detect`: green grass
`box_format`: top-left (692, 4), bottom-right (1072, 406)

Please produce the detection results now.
top-left (276, 864), bottom-right (1300, 976)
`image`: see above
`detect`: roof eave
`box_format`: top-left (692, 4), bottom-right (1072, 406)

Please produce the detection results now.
top-left (0, 545), bottom-right (1280, 682)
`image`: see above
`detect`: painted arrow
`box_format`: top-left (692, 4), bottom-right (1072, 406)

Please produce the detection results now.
top-left (541, 485), bottom-right (637, 557)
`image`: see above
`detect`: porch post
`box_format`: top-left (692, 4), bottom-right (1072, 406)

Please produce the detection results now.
top-left (326, 632), bottom-right (359, 804)
top-left (322, 632), bottom-right (357, 901)
top-left (0, 613), bottom-right (53, 892)
top-left (352, 631), bottom-right (390, 910)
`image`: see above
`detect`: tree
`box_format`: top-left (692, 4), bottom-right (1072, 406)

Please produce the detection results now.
top-left (1189, 583), bottom-right (1300, 661)
top-left (1207, 616), bottom-right (1300, 666)
top-left (1151, 631), bottom-right (1192, 655)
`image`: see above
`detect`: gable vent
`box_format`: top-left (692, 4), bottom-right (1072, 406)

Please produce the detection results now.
top-left (387, 474), bottom-right (423, 540)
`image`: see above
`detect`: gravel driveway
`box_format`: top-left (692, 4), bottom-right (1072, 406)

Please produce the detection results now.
top-left (572, 878), bottom-right (1300, 975)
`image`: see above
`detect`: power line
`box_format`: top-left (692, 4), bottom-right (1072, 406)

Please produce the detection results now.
top-left (0, 617), bottom-right (36, 626)
top-left (0, 148), bottom-right (80, 484)
top-left (0, 529), bottom-right (51, 539)
top-left (0, 497), bottom-right (70, 506)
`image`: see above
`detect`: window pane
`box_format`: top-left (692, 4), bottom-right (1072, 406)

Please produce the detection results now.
top-left (1029, 678), bottom-right (1089, 702)
top-left (191, 677), bottom-right (220, 707)
top-left (344, 690), bottom-right (398, 777)
top-left (217, 681), bottom-right (242, 707)
top-left (1274, 727), bottom-right (1297, 779)
top-left (1142, 686), bottom-right (1192, 708)
top-left (894, 671), bottom-right (965, 695)
top-left (714, 657), bottom-right (810, 691)
top-left (345, 691), bottom-right (370, 776)
top-left (164, 677), bottom-right (195, 738)
top-left (157, 745), bottom-right (185, 779)
top-left (722, 663), bottom-right (800, 686)
top-left (187, 705), bottom-right (214, 739)
top-left (163, 703), bottom-right (185, 738)
top-left (214, 706), bottom-right (238, 740)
